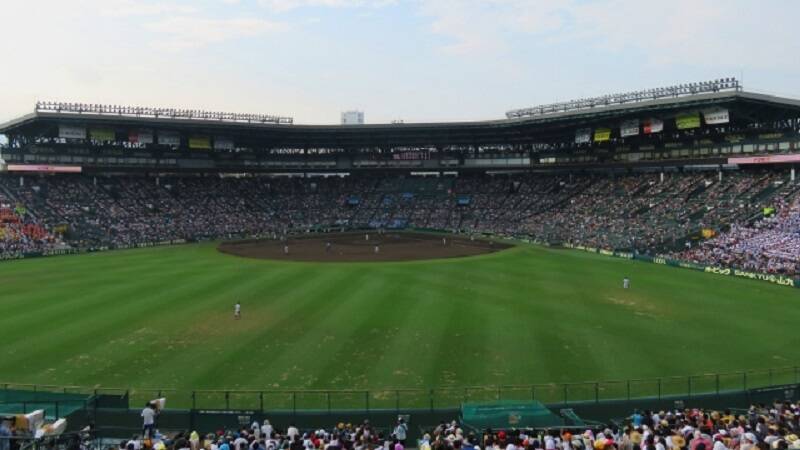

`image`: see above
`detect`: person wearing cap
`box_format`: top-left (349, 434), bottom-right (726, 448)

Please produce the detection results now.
top-left (464, 433), bottom-right (478, 450)
top-left (545, 435), bottom-right (557, 450)
top-left (418, 434), bottom-right (432, 450)
top-left (741, 433), bottom-right (758, 450)
top-left (262, 421), bottom-right (273, 440)
top-left (672, 433), bottom-right (687, 450)
top-left (287, 424), bottom-right (299, 441)
top-left (711, 435), bottom-right (727, 450)
top-left (190, 431), bottom-right (201, 450)
top-left (233, 434), bottom-right (248, 450)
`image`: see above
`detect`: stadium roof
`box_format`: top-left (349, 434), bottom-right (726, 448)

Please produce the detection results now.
top-left (2, 90), bottom-right (800, 148)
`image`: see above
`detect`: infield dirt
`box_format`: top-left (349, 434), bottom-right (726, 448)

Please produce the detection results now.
top-left (217, 232), bottom-right (512, 262)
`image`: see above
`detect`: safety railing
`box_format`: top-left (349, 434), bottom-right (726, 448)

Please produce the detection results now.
top-left (3, 365), bottom-right (798, 413)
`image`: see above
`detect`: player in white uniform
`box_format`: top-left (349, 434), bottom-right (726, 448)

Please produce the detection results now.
top-left (234, 302), bottom-right (241, 319)
top-left (623, 277), bottom-right (630, 289)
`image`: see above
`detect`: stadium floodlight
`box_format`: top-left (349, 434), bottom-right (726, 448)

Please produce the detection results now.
top-left (505, 77), bottom-right (741, 118)
top-left (35, 101), bottom-right (294, 125)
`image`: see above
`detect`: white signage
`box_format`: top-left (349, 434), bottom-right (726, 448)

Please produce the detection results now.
top-left (158, 131), bottom-right (180, 146)
top-left (214, 137), bottom-right (235, 150)
top-left (58, 125), bottom-right (86, 139)
top-left (620, 119), bottom-right (639, 137)
top-left (703, 109), bottom-right (730, 125)
top-left (575, 128), bottom-right (591, 144)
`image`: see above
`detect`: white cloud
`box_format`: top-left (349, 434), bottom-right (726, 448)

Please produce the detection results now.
top-left (418, 0), bottom-right (800, 72)
top-left (145, 17), bottom-right (290, 50)
top-left (567, 0), bottom-right (800, 70)
top-left (258, 0), bottom-right (396, 13)
top-left (99, 0), bottom-right (198, 17)
top-left (418, 0), bottom-right (571, 54)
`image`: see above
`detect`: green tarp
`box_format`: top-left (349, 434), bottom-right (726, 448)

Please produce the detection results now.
top-left (461, 401), bottom-right (567, 429)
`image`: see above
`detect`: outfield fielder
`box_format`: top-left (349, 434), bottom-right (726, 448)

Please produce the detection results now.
top-left (234, 302), bottom-right (241, 319)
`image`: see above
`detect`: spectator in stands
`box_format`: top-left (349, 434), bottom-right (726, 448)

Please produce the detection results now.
top-left (0, 170), bottom-right (797, 277)
top-left (141, 402), bottom-right (157, 439)
top-left (0, 419), bottom-right (11, 450)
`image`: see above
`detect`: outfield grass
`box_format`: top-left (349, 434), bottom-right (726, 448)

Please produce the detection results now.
top-left (1, 241), bottom-right (799, 408)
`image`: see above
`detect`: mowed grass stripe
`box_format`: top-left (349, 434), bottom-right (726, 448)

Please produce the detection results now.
top-left (0, 241), bottom-right (799, 399)
top-left (97, 264), bottom-right (345, 389)
top-left (3, 266), bottom-right (237, 380)
top-left (68, 264), bottom-right (301, 388)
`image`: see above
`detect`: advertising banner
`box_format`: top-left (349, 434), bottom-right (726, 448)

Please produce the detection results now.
top-left (158, 132), bottom-right (180, 147)
top-left (620, 119), bottom-right (639, 137)
top-left (593, 128), bottom-right (612, 142)
top-left (704, 266), bottom-right (795, 288)
top-left (128, 130), bottom-right (154, 144)
top-left (89, 128), bottom-right (115, 142)
top-left (643, 118), bottom-right (663, 134)
top-left (676, 113), bottom-right (701, 130)
top-left (189, 136), bottom-right (211, 150)
top-left (703, 108), bottom-right (730, 125)
top-left (728, 154), bottom-right (800, 164)
top-left (214, 137), bottom-right (235, 151)
top-left (6, 165), bottom-right (82, 173)
top-left (58, 125), bottom-right (86, 140)
top-left (575, 128), bottom-right (591, 144)
top-left (561, 242), bottom-right (797, 288)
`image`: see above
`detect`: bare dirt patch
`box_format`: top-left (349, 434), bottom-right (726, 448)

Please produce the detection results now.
top-left (217, 232), bottom-right (512, 262)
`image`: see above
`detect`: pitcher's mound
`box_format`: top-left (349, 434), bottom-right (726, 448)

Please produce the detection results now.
top-left (218, 232), bottom-right (513, 262)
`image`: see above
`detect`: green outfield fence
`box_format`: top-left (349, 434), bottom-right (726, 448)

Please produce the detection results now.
top-left (3, 366), bottom-right (799, 413)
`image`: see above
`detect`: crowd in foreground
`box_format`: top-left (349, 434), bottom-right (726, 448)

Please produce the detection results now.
top-left (0, 169), bottom-right (797, 276)
top-left (449, 403), bottom-right (800, 450)
top-left (6, 402), bottom-right (800, 450)
top-left (119, 415), bottom-right (411, 450)
top-left (105, 402), bottom-right (800, 450)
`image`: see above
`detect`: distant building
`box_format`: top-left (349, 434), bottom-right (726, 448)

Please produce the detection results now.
top-left (341, 111), bottom-right (364, 125)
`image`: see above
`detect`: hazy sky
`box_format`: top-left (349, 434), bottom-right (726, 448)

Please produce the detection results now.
top-left (1, 0), bottom-right (799, 125)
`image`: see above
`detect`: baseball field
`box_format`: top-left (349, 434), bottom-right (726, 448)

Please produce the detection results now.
top-left (1, 233), bottom-right (799, 409)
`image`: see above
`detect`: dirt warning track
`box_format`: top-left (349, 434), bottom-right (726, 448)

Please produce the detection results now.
top-left (217, 232), bottom-right (513, 262)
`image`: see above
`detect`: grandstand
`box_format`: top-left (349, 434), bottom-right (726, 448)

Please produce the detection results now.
top-left (2, 79), bottom-right (800, 449)
top-left (1, 79), bottom-right (799, 276)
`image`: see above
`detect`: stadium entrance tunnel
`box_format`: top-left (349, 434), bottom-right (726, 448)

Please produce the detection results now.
top-left (216, 231), bottom-right (513, 262)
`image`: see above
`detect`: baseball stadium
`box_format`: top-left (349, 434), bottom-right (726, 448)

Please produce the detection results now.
top-left (2, 75), bottom-right (800, 447)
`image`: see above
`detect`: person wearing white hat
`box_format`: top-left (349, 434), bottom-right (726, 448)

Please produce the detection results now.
top-left (712, 441), bottom-right (727, 450)
top-left (261, 420), bottom-right (273, 440)
top-left (251, 422), bottom-right (260, 440)
top-left (740, 433), bottom-right (758, 450)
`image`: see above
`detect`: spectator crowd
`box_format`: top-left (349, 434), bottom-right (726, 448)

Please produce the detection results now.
top-left (77, 402), bottom-right (800, 450)
top-left (0, 169), bottom-right (797, 275)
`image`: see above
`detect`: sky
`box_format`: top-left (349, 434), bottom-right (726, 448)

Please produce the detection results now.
top-left (1, 0), bottom-right (799, 125)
